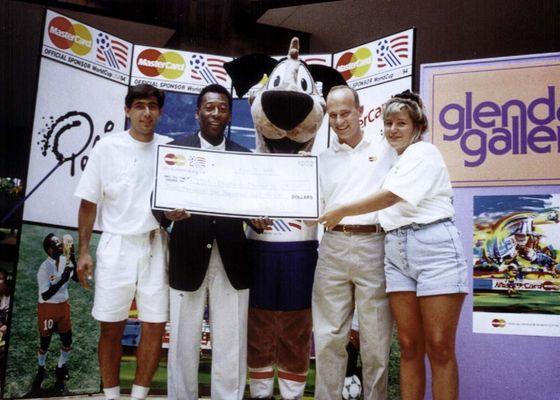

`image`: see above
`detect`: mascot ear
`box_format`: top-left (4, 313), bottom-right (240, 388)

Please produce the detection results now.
top-left (224, 54), bottom-right (279, 98)
top-left (307, 64), bottom-right (348, 99)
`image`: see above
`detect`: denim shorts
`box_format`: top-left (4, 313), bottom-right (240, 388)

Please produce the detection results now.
top-left (384, 220), bottom-right (469, 296)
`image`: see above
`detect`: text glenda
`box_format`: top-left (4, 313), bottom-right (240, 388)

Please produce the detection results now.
top-left (438, 86), bottom-right (560, 167)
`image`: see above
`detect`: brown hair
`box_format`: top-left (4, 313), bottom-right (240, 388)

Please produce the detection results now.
top-left (383, 90), bottom-right (428, 143)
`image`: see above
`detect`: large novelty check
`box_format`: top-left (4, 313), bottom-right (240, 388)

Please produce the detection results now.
top-left (152, 145), bottom-right (319, 218)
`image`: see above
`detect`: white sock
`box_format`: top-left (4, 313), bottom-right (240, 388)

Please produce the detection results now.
top-left (38, 351), bottom-right (47, 366)
top-left (57, 349), bottom-right (71, 367)
top-left (130, 384), bottom-right (149, 400)
top-left (103, 385), bottom-right (120, 400)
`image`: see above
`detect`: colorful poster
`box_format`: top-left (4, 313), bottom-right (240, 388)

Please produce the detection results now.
top-left (421, 52), bottom-right (560, 187)
top-left (5, 224), bottom-right (99, 398)
top-left (472, 194), bottom-right (560, 337)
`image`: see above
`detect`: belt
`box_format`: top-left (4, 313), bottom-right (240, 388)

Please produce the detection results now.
top-left (331, 224), bottom-right (384, 234)
top-left (388, 217), bottom-right (453, 233)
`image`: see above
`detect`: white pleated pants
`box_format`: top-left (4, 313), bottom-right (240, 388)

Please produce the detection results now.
top-left (167, 242), bottom-right (249, 400)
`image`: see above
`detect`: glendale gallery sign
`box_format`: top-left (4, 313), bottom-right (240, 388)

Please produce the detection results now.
top-left (421, 53), bottom-right (560, 187)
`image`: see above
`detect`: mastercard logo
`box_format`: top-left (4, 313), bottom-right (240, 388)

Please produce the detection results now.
top-left (491, 319), bottom-right (506, 328)
top-left (48, 16), bottom-right (92, 56)
top-left (164, 153), bottom-right (185, 166)
top-left (336, 47), bottom-right (373, 80)
top-left (137, 49), bottom-right (186, 79)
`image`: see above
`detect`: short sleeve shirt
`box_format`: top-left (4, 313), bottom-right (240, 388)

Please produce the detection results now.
top-left (75, 131), bottom-right (171, 235)
top-left (37, 257), bottom-right (70, 303)
top-left (319, 134), bottom-right (396, 225)
top-left (379, 141), bottom-right (455, 231)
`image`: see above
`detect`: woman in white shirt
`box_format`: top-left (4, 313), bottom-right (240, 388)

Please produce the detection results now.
top-left (319, 90), bottom-right (468, 400)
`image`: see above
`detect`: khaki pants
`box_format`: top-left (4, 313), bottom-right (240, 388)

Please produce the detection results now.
top-left (312, 231), bottom-right (393, 400)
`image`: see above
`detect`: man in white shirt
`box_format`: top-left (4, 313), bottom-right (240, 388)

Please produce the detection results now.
top-left (313, 85), bottom-right (395, 400)
top-left (75, 84), bottom-right (170, 400)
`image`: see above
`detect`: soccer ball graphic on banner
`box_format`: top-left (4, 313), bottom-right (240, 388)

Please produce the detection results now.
top-left (190, 54), bottom-right (206, 70)
top-left (342, 375), bottom-right (362, 400)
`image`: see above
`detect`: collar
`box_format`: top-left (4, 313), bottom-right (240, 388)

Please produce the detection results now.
top-left (332, 134), bottom-right (370, 153)
top-left (198, 132), bottom-right (225, 151)
top-left (126, 130), bottom-right (156, 146)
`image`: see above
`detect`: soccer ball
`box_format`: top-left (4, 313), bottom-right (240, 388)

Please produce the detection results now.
top-left (190, 54), bottom-right (206, 71)
top-left (342, 374), bottom-right (362, 400)
top-left (96, 33), bottom-right (110, 51)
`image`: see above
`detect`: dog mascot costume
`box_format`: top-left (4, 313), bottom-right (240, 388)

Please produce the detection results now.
top-left (225, 38), bottom-right (346, 399)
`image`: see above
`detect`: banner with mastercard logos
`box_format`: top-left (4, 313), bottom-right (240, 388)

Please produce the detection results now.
top-left (420, 52), bottom-right (560, 187)
top-left (131, 45), bottom-right (233, 94)
top-left (42, 10), bottom-right (132, 84)
top-left (333, 28), bottom-right (414, 91)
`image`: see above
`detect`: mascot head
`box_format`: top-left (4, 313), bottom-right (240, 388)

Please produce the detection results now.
top-left (225, 37), bottom-right (346, 153)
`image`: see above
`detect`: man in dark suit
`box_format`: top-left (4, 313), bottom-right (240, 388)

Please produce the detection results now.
top-left (157, 84), bottom-right (267, 400)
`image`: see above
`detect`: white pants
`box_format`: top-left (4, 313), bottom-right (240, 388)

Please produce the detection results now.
top-left (312, 232), bottom-right (393, 400)
top-left (167, 242), bottom-right (249, 400)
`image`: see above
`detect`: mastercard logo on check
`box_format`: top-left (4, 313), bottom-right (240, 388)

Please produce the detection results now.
top-left (164, 153), bottom-right (185, 166)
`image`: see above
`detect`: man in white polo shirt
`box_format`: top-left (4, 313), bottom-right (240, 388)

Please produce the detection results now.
top-left (75, 84), bottom-right (170, 400)
top-left (313, 85), bottom-right (396, 400)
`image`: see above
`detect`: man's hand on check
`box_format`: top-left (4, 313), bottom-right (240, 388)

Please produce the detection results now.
top-left (164, 208), bottom-right (191, 221)
top-left (250, 217), bottom-right (274, 230)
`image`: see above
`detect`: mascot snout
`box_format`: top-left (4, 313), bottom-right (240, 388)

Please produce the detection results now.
top-left (261, 90), bottom-right (313, 131)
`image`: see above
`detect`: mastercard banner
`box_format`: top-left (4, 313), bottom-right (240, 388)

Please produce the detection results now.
top-left (421, 52), bottom-right (560, 187)
top-left (333, 28), bottom-right (413, 90)
top-left (42, 10), bottom-right (132, 84)
top-left (131, 45), bottom-right (232, 94)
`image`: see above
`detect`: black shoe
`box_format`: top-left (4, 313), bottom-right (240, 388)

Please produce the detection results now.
top-left (31, 365), bottom-right (46, 392)
top-left (55, 364), bottom-right (70, 381)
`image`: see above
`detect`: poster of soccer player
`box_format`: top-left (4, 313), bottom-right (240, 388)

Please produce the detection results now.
top-left (5, 223), bottom-right (100, 398)
top-left (472, 193), bottom-right (560, 337)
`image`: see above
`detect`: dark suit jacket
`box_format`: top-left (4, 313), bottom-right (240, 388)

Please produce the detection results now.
top-left (155, 133), bottom-right (252, 291)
